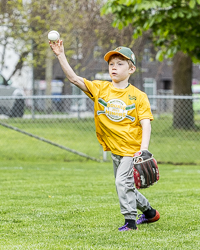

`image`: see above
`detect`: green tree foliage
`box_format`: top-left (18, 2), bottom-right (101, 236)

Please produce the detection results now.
top-left (102, 0), bottom-right (200, 63)
top-left (0, 0), bottom-right (75, 79)
top-left (102, 0), bottom-right (200, 129)
top-left (0, 0), bottom-right (134, 81)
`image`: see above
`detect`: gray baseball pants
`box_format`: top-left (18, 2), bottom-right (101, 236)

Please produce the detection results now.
top-left (111, 153), bottom-right (151, 220)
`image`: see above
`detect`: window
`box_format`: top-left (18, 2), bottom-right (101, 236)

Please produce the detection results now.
top-left (143, 78), bottom-right (157, 110)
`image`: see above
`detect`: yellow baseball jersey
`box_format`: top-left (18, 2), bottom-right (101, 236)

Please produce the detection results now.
top-left (84, 79), bottom-right (154, 156)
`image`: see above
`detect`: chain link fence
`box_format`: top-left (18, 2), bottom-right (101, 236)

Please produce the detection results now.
top-left (0, 94), bottom-right (200, 164)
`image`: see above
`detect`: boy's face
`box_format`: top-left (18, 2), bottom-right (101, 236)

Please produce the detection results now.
top-left (108, 56), bottom-right (136, 84)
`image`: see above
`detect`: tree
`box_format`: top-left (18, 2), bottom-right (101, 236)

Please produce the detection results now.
top-left (0, 0), bottom-right (134, 83)
top-left (0, 0), bottom-right (28, 78)
top-left (102, 0), bottom-right (200, 129)
top-left (0, 0), bottom-right (73, 79)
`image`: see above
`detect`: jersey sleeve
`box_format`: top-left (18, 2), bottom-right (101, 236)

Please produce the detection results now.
top-left (83, 78), bottom-right (102, 102)
top-left (138, 93), bottom-right (154, 121)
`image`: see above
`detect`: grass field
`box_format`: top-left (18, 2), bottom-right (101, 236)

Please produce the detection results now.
top-left (0, 160), bottom-right (199, 249)
top-left (1, 115), bottom-right (200, 164)
top-left (0, 118), bottom-right (100, 162)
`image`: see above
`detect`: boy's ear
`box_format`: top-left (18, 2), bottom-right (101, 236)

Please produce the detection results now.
top-left (129, 65), bottom-right (136, 74)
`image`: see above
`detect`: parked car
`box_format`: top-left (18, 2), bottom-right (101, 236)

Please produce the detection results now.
top-left (0, 73), bottom-right (25, 117)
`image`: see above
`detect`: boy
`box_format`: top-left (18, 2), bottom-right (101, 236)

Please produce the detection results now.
top-left (49, 40), bottom-right (160, 231)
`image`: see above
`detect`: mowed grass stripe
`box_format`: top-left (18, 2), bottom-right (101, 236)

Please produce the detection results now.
top-left (0, 161), bottom-right (199, 249)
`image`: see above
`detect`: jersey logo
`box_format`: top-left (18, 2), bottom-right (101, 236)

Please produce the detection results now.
top-left (128, 95), bottom-right (137, 100)
top-left (97, 98), bottom-right (135, 122)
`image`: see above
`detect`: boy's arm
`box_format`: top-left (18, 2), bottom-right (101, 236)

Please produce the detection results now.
top-left (49, 40), bottom-right (89, 92)
top-left (140, 119), bottom-right (151, 150)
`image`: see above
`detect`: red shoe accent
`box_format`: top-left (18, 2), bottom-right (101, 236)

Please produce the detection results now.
top-left (148, 210), bottom-right (160, 223)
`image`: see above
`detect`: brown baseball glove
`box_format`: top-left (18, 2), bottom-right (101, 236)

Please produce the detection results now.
top-left (133, 150), bottom-right (159, 189)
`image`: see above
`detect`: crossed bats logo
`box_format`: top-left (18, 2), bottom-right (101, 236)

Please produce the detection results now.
top-left (97, 98), bottom-right (135, 122)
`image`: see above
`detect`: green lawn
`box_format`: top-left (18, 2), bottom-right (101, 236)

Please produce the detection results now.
top-left (1, 116), bottom-right (200, 164)
top-left (0, 160), bottom-right (199, 249)
top-left (0, 119), bottom-right (100, 162)
top-left (150, 115), bottom-right (200, 164)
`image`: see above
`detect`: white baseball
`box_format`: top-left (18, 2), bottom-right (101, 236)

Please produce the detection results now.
top-left (48, 30), bottom-right (60, 42)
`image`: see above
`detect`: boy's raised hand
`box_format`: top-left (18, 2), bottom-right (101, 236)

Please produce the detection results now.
top-left (49, 40), bottom-right (64, 57)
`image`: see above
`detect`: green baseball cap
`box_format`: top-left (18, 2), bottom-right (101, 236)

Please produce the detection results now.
top-left (104, 46), bottom-right (136, 66)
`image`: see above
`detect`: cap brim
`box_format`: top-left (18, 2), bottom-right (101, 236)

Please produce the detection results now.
top-left (104, 51), bottom-right (130, 62)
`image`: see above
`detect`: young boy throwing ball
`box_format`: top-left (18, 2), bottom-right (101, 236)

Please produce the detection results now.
top-left (49, 40), bottom-right (160, 231)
